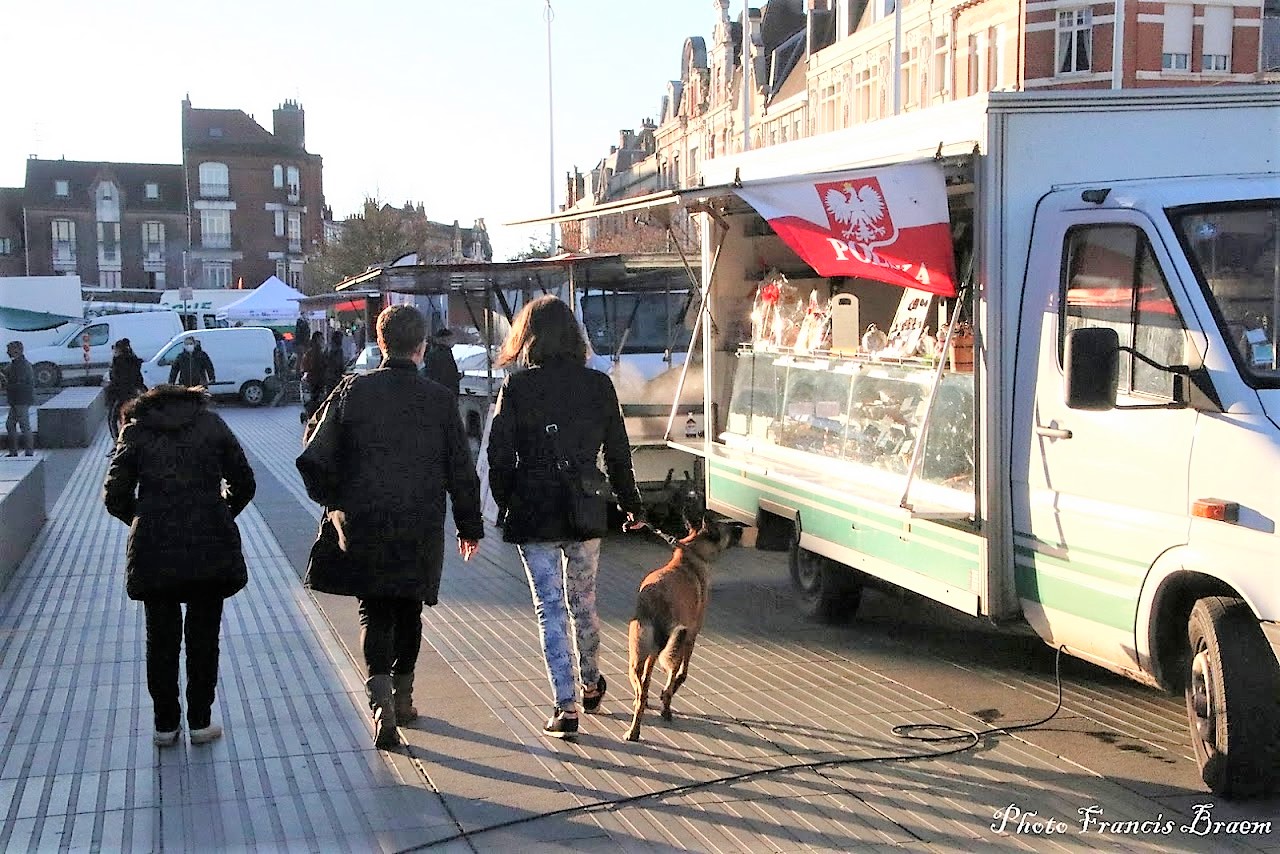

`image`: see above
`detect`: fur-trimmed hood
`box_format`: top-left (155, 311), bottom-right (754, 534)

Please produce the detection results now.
top-left (122, 385), bottom-right (211, 432)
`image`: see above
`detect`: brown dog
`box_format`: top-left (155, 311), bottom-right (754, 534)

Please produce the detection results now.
top-left (625, 518), bottom-right (736, 742)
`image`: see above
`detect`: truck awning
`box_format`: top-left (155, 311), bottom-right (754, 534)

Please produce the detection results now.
top-left (334, 253), bottom-right (698, 296)
top-left (503, 191), bottom-right (683, 227)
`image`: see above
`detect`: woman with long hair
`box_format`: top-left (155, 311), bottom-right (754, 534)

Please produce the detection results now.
top-left (487, 295), bottom-right (646, 738)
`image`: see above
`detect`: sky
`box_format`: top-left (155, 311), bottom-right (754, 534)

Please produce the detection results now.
top-left (1, 0), bottom-right (718, 260)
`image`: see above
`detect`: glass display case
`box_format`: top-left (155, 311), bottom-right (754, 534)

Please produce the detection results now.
top-left (725, 347), bottom-right (975, 494)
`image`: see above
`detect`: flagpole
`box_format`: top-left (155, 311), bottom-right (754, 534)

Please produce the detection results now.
top-left (892, 0), bottom-right (902, 114)
top-left (545, 0), bottom-right (557, 251)
top-left (741, 1), bottom-right (751, 151)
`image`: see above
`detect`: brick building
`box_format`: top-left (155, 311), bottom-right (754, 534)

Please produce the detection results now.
top-left (564, 0), bottom-right (1279, 251)
top-left (0, 188), bottom-right (23, 278)
top-left (19, 159), bottom-right (188, 289)
top-left (182, 97), bottom-right (324, 291)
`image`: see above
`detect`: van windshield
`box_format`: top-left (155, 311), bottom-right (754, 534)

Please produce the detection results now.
top-left (1172, 201), bottom-right (1280, 387)
top-left (50, 322), bottom-right (88, 347)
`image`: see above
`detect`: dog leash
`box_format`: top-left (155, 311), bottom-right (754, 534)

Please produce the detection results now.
top-left (635, 521), bottom-right (681, 549)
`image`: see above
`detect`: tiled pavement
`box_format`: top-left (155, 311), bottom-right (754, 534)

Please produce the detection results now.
top-left (1, 404), bottom-right (1277, 852)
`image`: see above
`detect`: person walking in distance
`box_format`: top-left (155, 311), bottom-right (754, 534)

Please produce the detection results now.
top-left (4, 340), bottom-right (35, 457)
top-left (297, 304), bottom-right (484, 749)
top-left (487, 295), bottom-right (646, 738)
top-left (169, 337), bottom-right (216, 387)
top-left (103, 385), bottom-right (256, 746)
top-left (105, 338), bottom-right (146, 448)
top-left (421, 327), bottom-right (462, 396)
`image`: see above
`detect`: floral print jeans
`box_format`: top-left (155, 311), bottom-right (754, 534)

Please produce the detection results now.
top-left (517, 539), bottom-right (602, 709)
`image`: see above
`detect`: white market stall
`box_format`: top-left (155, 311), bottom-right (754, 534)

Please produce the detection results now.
top-left (215, 276), bottom-right (307, 328)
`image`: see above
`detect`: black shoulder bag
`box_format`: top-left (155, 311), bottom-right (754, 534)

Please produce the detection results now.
top-left (544, 422), bottom-right (611, 540)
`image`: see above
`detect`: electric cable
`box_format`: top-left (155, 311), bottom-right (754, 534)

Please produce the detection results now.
top-left (394, 646), bottom-right (1068, 852)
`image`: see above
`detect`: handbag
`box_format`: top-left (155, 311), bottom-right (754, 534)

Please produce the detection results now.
top-left (545, 422), bottom-right (611, 539)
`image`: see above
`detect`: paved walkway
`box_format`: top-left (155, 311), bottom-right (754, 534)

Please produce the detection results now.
top-left (0, 404), bottom-right (1277, 852)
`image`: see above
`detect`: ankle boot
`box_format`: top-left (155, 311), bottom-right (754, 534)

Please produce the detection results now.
top-left (365, 675), bottom-right (399, 748)
top-left (392, 673), bottom-right (418, 723)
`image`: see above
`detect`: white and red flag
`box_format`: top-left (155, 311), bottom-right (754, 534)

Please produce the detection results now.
top-left (733, 162), bottom-right (958, 297)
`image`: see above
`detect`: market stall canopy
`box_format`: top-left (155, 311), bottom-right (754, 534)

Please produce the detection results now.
top-left (0, 306), bottom-right (82, 331)
top-left (216, 276), bottom-right (306, 323)
top-left (296, 289), bottom-right (381, 313)
top-left (333, 253), bottom-right (693, 296)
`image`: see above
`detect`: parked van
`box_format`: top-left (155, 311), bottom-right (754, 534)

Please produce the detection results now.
top-left (143, 327), bottom-right (280, 406)
top-left (20, 311), bottom-right (184, 388)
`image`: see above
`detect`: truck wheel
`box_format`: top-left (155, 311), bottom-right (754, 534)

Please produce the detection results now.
top-left (33, 362), bottom-right (61, 388)
top-left (239, 380), bottom-right (265, 407)
top-left (1184, 596), bottom-right (1280, 797)
top-left (790, 543), bottom-right (862, 623)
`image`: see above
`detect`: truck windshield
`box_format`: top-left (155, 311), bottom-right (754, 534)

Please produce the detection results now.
top-left (1172, 202), bottom-right (1280, 386)
top-left (580, 291), bottom-right (693, 356)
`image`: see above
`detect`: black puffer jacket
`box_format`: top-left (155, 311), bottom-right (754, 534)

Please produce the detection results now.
top-left (103, 387), bottom-right (256, 601)
top-left (487, 357), bottom-right (642, 544)
top-left (297, 359), bottom-right (485, 603)
top-left (105, 353), bottom-right (145, 405)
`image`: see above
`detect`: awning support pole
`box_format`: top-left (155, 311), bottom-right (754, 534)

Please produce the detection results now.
top-left (664, 220), bottom-right (727, 442)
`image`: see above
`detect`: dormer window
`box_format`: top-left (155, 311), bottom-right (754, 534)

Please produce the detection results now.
top-left (54, 180), bottom-right (69, 197)
top-left (145, 182), bottom-right (159, 199)
top-left (209, 127), bottom-right (224, 138)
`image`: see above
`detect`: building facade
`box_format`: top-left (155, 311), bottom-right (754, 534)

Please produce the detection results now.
top-left (20, 159), bottom-right (188, 289)
top-left (0, 188), bottom-right (23, 278)
top-left (182, 98), bottom-right (324, 291)
top-left (564, 0), bottom-right (1278, 251)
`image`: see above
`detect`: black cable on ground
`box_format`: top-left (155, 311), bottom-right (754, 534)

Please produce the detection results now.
top-left (395, 647), bottom-right (1067, 852)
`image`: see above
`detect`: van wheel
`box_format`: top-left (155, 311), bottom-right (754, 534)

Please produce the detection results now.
top-left (239, 380), bottom-right (266, 407)
top-left (33, 362), bottom-right (61, 388)
top-left (790, 542), bottom-right (862, 623)
top-left (1185, 596), bottom-right (1280, 797)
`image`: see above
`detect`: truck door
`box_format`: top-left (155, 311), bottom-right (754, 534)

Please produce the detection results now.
top-left (1012, 209), bottom-right (1196, 672)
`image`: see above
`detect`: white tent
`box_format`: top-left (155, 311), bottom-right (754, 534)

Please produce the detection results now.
top-left (215, 276), bottom-right (306, 325)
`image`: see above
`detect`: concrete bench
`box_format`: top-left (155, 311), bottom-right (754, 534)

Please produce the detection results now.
top-left (36, 386), bottom-right (105, 448)
top-left (0, 457), bottom-right (45, 589)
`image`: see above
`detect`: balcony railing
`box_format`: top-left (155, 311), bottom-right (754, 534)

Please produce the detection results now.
top-left (199, 182), bottom-right (230, 198)
top-left (53, 245), bottom-right (76, 268)
top-left (202, 234), bottom-right (232, 249)
top-left (288, 239), bottom-right (302, 253)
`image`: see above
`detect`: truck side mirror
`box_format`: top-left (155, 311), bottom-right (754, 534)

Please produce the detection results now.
top-left (1064, 327), bottom-right (1119, 411)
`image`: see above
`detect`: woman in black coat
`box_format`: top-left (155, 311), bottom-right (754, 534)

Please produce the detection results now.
top-left (487, 295), bottom-right (645, 738)
top-left (105, 338), bottom-right (146, 445)
top-left (103, 385), bottom-right (256, 747)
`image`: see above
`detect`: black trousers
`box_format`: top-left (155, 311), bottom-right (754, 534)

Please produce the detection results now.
top-left (144, 599), bottom-right (224, 731)
top-left (357, 597), bottom-right (423, 677)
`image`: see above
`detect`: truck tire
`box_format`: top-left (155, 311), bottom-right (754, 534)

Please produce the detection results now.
top-left (1184, 596), bottom-right (1280, 798)
top-left (790, 543), bottom-right (862, 623)
top-left (239, 380), bottom-right (265, 407)
top-left (33, 362), bottom-right (61, 388)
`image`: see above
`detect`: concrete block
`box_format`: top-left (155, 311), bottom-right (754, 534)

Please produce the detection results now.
top-left (0, 457), bottom-right (46, 589)
top-left (36, 387), bottom-right (105, 448)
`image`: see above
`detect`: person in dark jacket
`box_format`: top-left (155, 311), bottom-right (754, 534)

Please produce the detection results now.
top-left (487, 295), bottom-right (645, 739)
top-left (297, 304), bottom-right (484, 749)
top-left (103, 385), bottom-right (256, 747)
top-left (168, 337), bottom-right (216, 386)
top-left (421, 327), bottom-right (461, 396)
top-left (324, 329), bottom-right (346, 395)
top-left (105, 338), bottom-right (146, 445)
top-left (5, 340), bottom-right (36, 457)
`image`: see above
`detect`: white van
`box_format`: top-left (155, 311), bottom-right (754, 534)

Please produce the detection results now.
top-left (20, 311), bottom-right (184, 388)
top-left (143, 327), bottom-right (281, 407)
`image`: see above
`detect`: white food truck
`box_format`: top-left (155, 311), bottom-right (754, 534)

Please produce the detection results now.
top-left (636, 86), bottom-right (1280, 797)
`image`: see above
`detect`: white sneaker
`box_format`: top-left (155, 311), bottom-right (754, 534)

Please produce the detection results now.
top-left (189, 723), bottom-right (223, 744)
top-left (153, 729), bottom-right (180, 747)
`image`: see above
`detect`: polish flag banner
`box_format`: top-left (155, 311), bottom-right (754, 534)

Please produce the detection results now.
top-left (732, 162), bottom-right (958, 297)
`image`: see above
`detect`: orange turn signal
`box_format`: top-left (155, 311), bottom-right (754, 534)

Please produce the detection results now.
top-left (1192, 499), bottom-right (1239, 523)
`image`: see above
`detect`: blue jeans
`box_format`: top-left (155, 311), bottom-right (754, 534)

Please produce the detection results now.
top-left (518, 539), bottom-right (602, 709)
